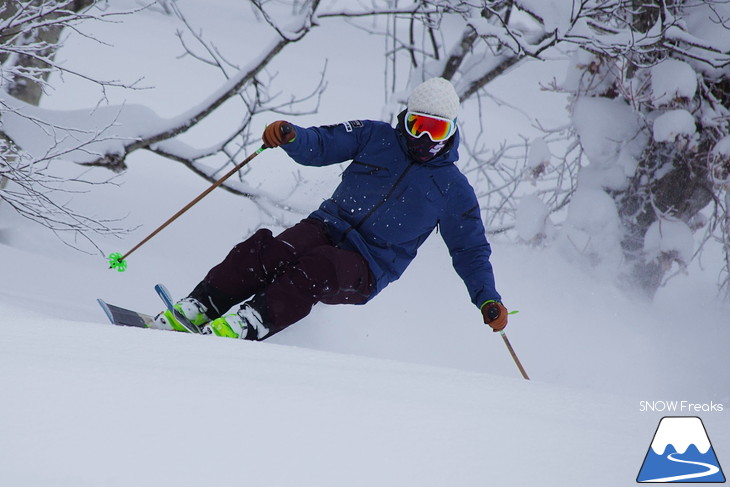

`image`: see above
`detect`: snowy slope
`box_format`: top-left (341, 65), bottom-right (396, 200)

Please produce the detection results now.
top-left (1, 1), bottom-right (728, 486)
top-left (0, 266), bottom-right (727, 486)
top-left (0, 301), bottom-right (647, 487)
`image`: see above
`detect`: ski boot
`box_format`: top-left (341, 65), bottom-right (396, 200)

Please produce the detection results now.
top-left (209, 302), bottom-right (270, 340)
top-left (151, 297), bottom-right (210, 332)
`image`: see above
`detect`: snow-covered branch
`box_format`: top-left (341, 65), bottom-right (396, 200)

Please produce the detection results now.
top-left (0, 1), bottom-right (153, 245)
top-left (0, 134), bottom-right (130, 252)
top-left (1, 0), bottom-right (325, 241)
top-left (75, 1), bottom-right (322, 170)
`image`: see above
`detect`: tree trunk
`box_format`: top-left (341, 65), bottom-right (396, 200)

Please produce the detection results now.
top-left (618, 141), bottom-right (714, 297)
top-left (614, 0), bottom-right (715, 298)
top-left (0, 0), bottom-right (95, 104)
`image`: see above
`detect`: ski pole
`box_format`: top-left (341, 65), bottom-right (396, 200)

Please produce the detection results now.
top-left (108, 145), bottom-right (267, 271)
top-left (486, 306), bottom-right (530, 380)
top-left (499, 330), bottom-right (530, 380)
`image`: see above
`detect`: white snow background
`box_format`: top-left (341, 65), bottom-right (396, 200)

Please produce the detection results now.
top-left (1, 2), bottom-right (728, 486)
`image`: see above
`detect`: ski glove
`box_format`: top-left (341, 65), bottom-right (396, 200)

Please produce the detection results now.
top-left (262, 121), bottom-right (296, 148)
top-left (481, 300), bottom-right (508, 332)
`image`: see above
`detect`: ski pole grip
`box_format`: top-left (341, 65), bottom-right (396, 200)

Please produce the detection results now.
top-left (279, 122), bottom-right (297, 145)
top-left (486, 305), bottom-right (500, 321)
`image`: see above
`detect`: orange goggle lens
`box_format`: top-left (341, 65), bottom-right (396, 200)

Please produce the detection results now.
top-left (405, 111), bottom-right (456, 142)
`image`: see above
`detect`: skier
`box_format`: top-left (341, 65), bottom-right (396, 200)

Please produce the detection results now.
top-left (152, 77), bottom-right (509, 339)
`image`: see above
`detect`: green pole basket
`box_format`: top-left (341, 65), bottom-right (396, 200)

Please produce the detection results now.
top-left (108, 252), bottom-right (128, 272)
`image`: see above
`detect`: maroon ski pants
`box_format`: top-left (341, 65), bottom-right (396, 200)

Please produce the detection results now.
top-left (189, 218), bottom-right (374, 338)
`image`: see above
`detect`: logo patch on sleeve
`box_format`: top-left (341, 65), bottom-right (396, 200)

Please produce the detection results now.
top-left (343, 120), bottom-right (364, 132)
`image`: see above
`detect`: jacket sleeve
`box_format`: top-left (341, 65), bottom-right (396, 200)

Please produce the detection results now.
top-left (280, 121), bottom-right (373, 167)
top-left (439, 177), bottom-right (502, 307)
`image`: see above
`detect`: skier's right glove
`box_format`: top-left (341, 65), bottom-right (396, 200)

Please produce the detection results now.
top-left (481, 300), bottom-right (508, 332)
top-left (262, 121), bottom-right (296, 148)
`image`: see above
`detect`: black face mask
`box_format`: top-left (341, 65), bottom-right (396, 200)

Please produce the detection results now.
top-left (397, 110), bottom-right (452, 163)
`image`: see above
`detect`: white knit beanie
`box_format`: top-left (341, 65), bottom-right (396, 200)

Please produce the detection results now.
top-left (407, 77), bottom-right (460, 120)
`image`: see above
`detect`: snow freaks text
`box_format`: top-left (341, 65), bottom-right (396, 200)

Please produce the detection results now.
top-left (639, 401), bottom-right (724, 413)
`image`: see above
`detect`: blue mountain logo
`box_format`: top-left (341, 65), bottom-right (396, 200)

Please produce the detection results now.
top-left (637, 416), bottom-right (725, 483)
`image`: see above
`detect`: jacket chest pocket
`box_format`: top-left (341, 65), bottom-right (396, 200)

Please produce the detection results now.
top-left (345, 161), bottom-right (391, 178)
top-left (395, 175), bottom-right (441, 206)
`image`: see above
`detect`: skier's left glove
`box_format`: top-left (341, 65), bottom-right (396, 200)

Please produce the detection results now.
top-left (481, 300), bottom-right (508, 332)
top-left (262, 121), bottom-right (296, 148)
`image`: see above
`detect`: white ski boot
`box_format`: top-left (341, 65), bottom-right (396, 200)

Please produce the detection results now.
top-left (151, 297), bottom-right (210, 332)
top-left (209, 303), bottom-right (269, 340)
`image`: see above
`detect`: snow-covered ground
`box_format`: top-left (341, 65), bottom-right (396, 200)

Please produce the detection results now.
top-left (1, 2), bottom-right (728, 485)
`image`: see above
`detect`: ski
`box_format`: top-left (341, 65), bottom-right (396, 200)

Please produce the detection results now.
top-left (97, 285), bottom-right (202, 334)
top-left (97, 298), bottom-right (155, 329)
top-left (154, 283), bottom-right (202, 334)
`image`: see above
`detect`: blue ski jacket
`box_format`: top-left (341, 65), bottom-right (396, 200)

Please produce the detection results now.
top-left (282, 119), bottom-right (501, 307)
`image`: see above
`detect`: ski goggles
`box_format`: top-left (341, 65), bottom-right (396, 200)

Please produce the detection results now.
top-left (404, 111), bottom-right (457, 142)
